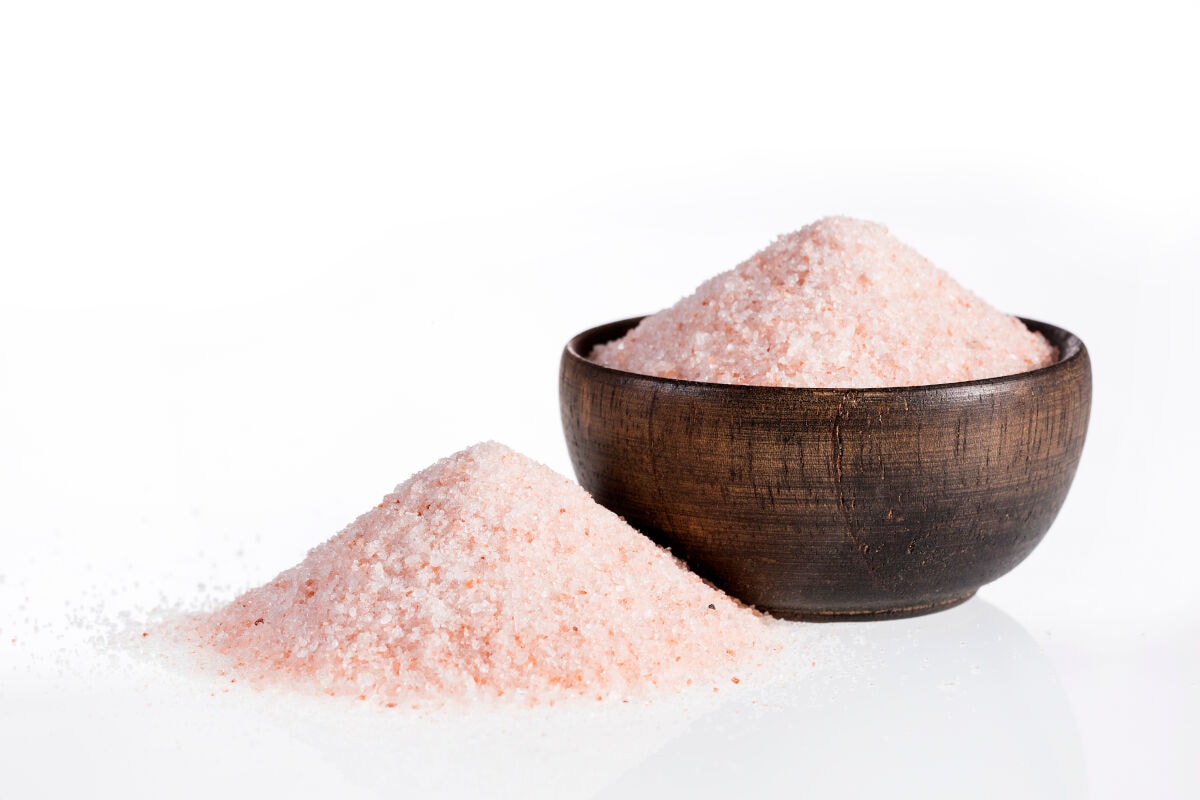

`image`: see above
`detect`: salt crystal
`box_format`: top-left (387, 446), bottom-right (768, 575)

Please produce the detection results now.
top-left (591, 216), bottom-right (1057, 387)
top-left (187, 442), bottom-right (769, 705)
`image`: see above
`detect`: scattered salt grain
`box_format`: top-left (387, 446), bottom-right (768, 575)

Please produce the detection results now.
top-left (591, 216), bottom-right (1057, 387)
top-left (187, 442), bottom-right (770, 705)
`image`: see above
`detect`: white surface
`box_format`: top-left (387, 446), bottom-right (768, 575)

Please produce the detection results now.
top-left (2, 2), bottom-right (1198, 797)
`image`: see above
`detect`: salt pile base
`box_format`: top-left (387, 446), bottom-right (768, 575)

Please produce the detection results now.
top-left (592, 216), bottom-right (1057, 388)
top-left (188, 442), bottom-right (769, 706)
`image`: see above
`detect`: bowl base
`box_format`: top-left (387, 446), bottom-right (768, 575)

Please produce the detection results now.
top-left (764, 591), bottom-right (976, 622)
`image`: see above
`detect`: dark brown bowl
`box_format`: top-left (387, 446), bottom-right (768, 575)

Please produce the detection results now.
top-left (560, 317), bottom-right (1091, 621)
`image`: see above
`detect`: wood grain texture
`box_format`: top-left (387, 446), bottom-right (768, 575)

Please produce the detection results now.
top-left (560, 317), bottom-right (1092, 621)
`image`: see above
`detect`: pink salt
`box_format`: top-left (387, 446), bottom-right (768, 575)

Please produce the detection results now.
top-left (190, 442), bottom-right (768, 705)
top-left (591, 216), bottom-right (1057, 388)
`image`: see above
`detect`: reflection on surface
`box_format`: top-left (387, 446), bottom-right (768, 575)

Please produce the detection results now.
top-left (284, 691), bottom-right (714, 798)
top-left (595, 598), bottom-right (1086, 799)
top-left (86, 597), bottom-right (1084, 798)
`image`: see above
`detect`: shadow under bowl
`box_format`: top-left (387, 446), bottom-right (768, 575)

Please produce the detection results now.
top-left (560, 317), bottom-right (1091, 621)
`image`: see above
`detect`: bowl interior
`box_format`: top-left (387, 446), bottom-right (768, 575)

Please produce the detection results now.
top-left (567, 316), bottom-right (1085, 392)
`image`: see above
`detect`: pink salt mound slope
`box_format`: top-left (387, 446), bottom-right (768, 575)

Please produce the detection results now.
top-left (190, 442), bottom-right (769, 706)
top-left (591, 216), bottom-right (1057, 388)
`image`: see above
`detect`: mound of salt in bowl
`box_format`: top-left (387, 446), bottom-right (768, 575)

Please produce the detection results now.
top-left (591, 216), bottom-right (1056, 388)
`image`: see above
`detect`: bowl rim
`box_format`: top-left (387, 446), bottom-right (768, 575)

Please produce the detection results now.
top-left (564, 316), bottom-right (1087, 395)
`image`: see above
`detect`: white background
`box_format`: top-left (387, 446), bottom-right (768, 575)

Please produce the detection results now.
top-left (2, 1), bottom-right (1197, 797)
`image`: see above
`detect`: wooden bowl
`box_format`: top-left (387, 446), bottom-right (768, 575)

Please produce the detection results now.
top-left (559, 317), bottom-right (1091, 621)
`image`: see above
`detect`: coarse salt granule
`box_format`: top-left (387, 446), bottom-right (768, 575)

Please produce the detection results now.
top-left (591, 216), bottom-right (1057, 388)
top-left (189, 442), bottom-right (769, 706)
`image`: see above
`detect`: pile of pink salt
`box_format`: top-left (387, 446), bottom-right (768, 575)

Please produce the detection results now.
top-left (188, 442), bottom-right (769, 705)
top-left (591, 216), bottom-right (1057, 388)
